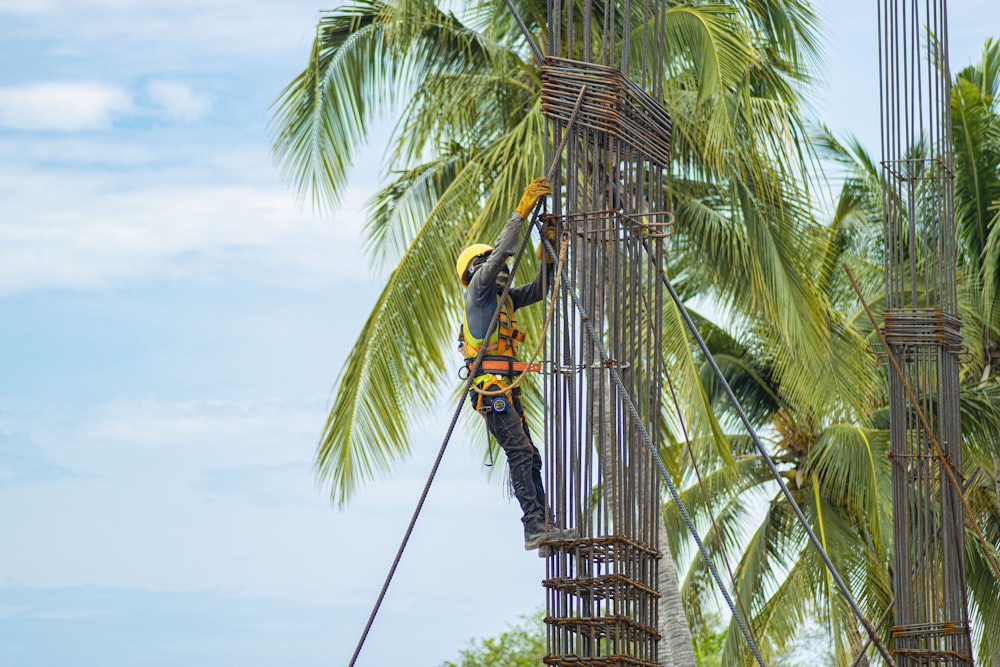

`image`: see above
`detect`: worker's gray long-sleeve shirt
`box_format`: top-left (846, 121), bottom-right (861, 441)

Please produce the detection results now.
top-left (464, 213), bottom-right (554, 344)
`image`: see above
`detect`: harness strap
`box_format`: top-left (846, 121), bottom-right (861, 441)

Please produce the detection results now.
top-left (470, 375), bottom-right (517, 413)
top-left (466, 356), bottom-right (541, 375)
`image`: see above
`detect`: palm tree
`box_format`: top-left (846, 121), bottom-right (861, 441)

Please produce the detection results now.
top-left (665, 41), bottom-right (1000, 664)
top-left (663, 185), bottom-right (894, 665)
top-left (949, 37), bottom-right (1000, 666)
top-left (272, 0), bottom-right (544, 504)
top-left (270, 0), bottom-right (826, 662)
top-left (271, 0), bottom-right (825, 502)
top-left (665, 210), bottom-right (1000, 665)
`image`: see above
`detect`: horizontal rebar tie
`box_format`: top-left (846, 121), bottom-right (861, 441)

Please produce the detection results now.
top-left (881, 157), bottom-right (955, 182)
top-left (542, 210), bottom-right (674, 242)
top-left (543, 616), bottom-right (660, 644)
top-left (543, 533), bottom-right (661, 666)
top-left (543, 574), bottom-right (660, 600)
top-left (541, 57), bottom-right (672, 168)
top-left (890, 621), bottom-right (974, 664)
top-left (881, 308), bottom-right (963, 351)
top-left (891, 621), bottom-right (971, 638)
top-left (544, 656), bottom-right (660, 667)
top-left (891, 650), bottom-right (973, 662)
top-left (546, 535), bottom-right (661, 559)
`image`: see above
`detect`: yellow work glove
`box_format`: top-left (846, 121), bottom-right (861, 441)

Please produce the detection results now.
top-left (536, 218), bottom-right (558, 263)
top-left (516, 177), bottom-right (552, 220)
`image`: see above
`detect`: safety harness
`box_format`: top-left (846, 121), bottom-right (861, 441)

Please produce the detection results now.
top-left (458, 294), bottom-right (537, 413)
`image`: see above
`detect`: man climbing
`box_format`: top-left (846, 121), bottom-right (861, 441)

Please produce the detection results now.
top-left (456, 177), bottom-right (569, 552)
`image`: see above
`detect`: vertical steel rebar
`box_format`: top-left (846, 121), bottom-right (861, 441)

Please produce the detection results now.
top-left (877, 0), bottom-right (973, 664)
top-left (539, 4), bottom-right (668, 660)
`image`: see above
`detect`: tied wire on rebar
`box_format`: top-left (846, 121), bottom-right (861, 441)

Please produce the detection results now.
top-left (877, 0), bottom-right (974, 663)
top-left (528, 0), bottom-right (893, 664)
top-left (535, 217), bottom-right (768, 667)
top-left (537, 3), bottom-right (677, 663)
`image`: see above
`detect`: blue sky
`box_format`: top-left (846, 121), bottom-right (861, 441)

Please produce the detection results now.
top-left (0, 1), bottom-right (996, 666)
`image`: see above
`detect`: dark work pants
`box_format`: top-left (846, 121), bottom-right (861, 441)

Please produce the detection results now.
top-left (472, 385), bottom-right (546, 526)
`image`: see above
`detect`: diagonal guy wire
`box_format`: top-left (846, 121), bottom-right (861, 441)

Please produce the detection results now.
top-left (347, 84), bottom-right (588, 666)
top-left (502, 0), bottom-right (545, 67)
top-left (630, 238), bottom-right (895, 665)
top-left (535, 228), bottom-right (768, 667)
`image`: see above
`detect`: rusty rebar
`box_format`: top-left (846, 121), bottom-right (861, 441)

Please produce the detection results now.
top-left (845, 263), bottom-right (1000, 587)
top-left (877, 1), bottom-right (973, 662)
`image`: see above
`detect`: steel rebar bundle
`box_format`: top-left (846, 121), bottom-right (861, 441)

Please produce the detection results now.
top-left (877, 0), bottom-right (973, 663)
top-left (538, 2), bottom-right (671, 664)
top-left (541, 206), bottom-right (667, 666)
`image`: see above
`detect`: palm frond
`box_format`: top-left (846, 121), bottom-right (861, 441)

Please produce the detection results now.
top-left (804, 424), bottom-right (891, 554)
top-left (317, 106), bottom-right (548, 504)
top-left (718, 496), bottom-right (802, 665)
top-left (316, 167), bottom-right (475, 505)
top-left (271, 0), bottom-right (496, 209)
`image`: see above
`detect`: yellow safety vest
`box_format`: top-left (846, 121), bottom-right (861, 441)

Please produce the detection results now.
top-left (460, 294), bottom-right (527, 390)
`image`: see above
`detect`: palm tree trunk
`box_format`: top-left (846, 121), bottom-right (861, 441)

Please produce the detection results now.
top-left (992, 454), bottom-right (1000, 667)
top-left (991, 453), bottom-right (1000, 667)
top-left (657, 501), bottom-right (697, 666)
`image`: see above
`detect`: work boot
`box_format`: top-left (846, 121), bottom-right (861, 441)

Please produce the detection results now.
top-left (524, 516), bottom-right (578, 551)
top-left (524, 516), bottom-right (547, 550)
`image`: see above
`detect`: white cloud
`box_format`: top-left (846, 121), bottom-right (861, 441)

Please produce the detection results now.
top-left (0, 0), bottom-right (50, 14)
top-left (0, 391), bottom-right (536, 617)
top-left (0, 150), bottom-right (374, 295)
top-left (0, 82), bottom-right (133, 131)
top-left (145, 81), bottom-right (211, 122)
top-left (2, 1), bottom-right (325, 68)
top-left (80, 397), bottom-right (319, 462)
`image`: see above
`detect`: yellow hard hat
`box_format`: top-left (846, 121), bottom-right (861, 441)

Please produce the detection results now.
top-left (456, 243), bottom-right (493, 286)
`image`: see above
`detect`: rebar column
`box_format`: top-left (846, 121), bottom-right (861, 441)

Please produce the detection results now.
top-left (877, 1), bottom-right (973, 663)
top-left (539, 3), bottom-right (672, 664)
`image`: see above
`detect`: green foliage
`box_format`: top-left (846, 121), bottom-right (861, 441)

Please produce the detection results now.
top-left (665, 35), bottom-right (1000, 666)
top-left (692, 614), bottom-right (725, 667)
top-left (272, 0), bottom-right (827, 508)
top-left (691, 614), bottom-right (835, 667)
top-left (272, 0), bottom-right (1000, 660)
top-left (439, 613), bottom-right (545, 667)
top-left (769, 622), bottom-right (834, 667)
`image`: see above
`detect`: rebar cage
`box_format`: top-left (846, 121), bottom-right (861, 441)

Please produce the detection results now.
top-left (878, 0), bottom-right (973, 663)
top-left (539, 2), bottom-right (674, 663)
top-left (542, 209), bottom-right (667, 666)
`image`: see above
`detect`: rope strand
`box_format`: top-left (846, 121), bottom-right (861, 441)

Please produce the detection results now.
top-left (347, 205), bottom-right (540, 667)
